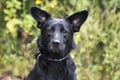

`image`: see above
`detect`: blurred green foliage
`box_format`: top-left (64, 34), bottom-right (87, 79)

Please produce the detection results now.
top-left (0, 0), bottom-right (120, 80)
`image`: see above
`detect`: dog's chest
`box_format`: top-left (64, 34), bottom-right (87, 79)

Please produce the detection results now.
top-left (37, 59), bottom-right (76, 80)
top-left (46, 62), bottom-right (67, 80)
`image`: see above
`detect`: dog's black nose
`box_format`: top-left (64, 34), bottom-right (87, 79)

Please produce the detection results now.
top-left (53, 39), bottom-right (60, 45)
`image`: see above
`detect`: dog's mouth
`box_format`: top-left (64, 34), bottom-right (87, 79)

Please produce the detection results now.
top-left (50, 45), bottom-right (61, 53)
top-left (48, 44), bottom-right (64, 53)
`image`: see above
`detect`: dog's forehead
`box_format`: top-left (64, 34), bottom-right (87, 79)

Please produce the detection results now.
top-left (46, 18), bottom-right (70, 27)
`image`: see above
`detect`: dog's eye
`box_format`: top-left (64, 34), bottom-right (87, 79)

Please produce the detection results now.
top-left (62, 30), bottom-right (67, 35)
top-left (47, 29), bottom-right (53, 34)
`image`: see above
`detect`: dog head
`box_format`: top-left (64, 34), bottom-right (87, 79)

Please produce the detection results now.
top-left (31, 7), bottom-right (88, 58)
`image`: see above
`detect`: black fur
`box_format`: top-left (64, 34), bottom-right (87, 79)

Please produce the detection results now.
top-left (26, 7), bottom-right (88, 80)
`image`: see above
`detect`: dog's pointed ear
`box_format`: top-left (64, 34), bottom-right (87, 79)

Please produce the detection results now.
top-left (31, 7), bottom-right (51, 28)
top-left (66, 10), bottom-right (88, 32)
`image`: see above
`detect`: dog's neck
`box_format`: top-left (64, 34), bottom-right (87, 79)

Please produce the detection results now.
top-left (35, 51), bottom-right (69, 62)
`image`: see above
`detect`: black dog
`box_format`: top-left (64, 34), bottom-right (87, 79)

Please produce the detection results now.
top-left (26, 7), bottom-right (88, 80)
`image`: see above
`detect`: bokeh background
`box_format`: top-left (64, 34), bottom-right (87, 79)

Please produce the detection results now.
top-left (0, 0), bottom-right (120, 80)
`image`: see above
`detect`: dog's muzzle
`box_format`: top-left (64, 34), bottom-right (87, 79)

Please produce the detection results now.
top-left (48, 39), bottom-right (64, 53)
top-left (52, 39), bottom-right (60, 46)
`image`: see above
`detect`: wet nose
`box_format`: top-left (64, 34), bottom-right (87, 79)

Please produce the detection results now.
top-left (52, 39), bottom-right (60, 45)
